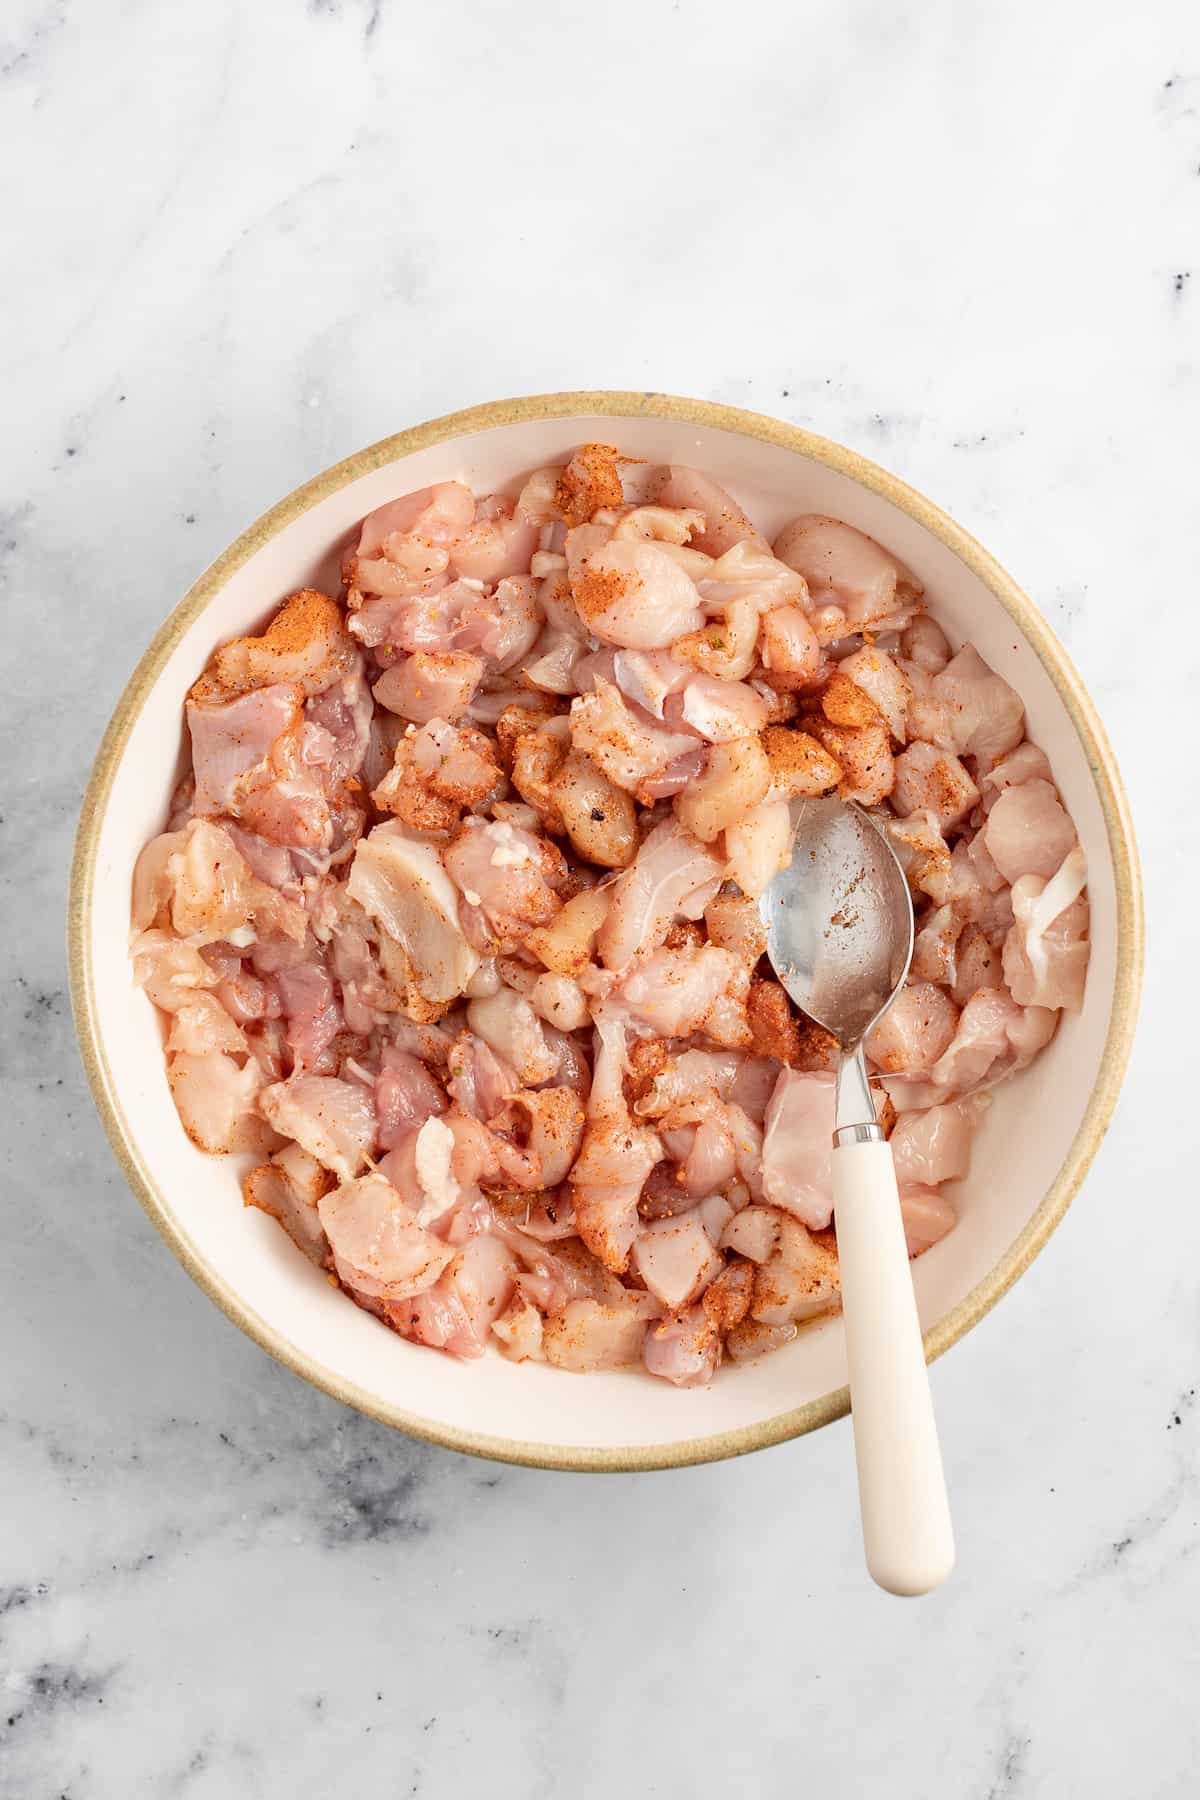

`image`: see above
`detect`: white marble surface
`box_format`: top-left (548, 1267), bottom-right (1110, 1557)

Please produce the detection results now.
top-left (2, 0), bottom-right (1195, 1792)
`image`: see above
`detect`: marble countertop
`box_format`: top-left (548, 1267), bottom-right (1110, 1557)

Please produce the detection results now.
top-left (3, 0), bottom-right (1195, 1793)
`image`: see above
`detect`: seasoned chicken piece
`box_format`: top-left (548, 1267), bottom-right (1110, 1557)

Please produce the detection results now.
top-left (649, 466), bottom-right (769, 557)
top-left (866, 981), bottom-right (959, 1075)
top-left (373, 651), bottom-right (485, 724)
top-left (348, 820), bottom-right (481, 1009)
top-left (891, 740), bottom-right (979, 831)
top-left (208, 590), bottom-right (355, 698)
top-left (443, 818), bottom-right (566, 955)
top-left (773, 515), bottom-right (922, 629)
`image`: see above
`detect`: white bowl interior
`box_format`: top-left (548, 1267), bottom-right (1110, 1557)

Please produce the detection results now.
top-left (83, 412), bottom-right (1118, 1456)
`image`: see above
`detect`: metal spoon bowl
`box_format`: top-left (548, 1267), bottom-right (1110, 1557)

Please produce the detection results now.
top-left (760, 796), bottom-right (954, 1597)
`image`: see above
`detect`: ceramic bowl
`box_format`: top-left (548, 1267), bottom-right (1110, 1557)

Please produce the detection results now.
top-left (69, 392), bottom-right (1143, 1470)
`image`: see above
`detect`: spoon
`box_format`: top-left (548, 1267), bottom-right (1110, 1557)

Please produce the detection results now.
top-left (760, 796), bottom-right (955, 1596)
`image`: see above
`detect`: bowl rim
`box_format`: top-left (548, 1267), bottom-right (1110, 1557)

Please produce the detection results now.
top-left (68, 389), bottom-right (1144, 1472)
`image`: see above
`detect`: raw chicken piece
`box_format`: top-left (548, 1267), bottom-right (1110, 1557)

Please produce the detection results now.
top-left (984, 780), bottom-right (1077, 884)
top-left (164, 993), bottom-right (249, 1058)
top-left (570, 539), bottom-right (705, 649)
top-left (889, 1095), bottom-right (988, 1186)
top-left (760, 606), bottom-right (821, 688)
top-left (631, 1214), bottom-right (723, 1310)
top-left (674, 675), bottom-right (769, 742)
top-left (443, 818), bottom-right (566, 954)
top-left (926, 987), bottom-right (1039, 1092)
top-left (167, 1050), bottom-right (263, 1153)
top-left (773, 515), bottom-right (922, 628)
top-left (751, 1218), bottom-right (841, 1324)
top-left (542, 1298), bottom-right (649, 1371)
top-left (572, 1009), bottom-right (664, 1271)
top-left (243, 1162), bottom-right (330, 1265)
top-left (348, 820), bottom-right (481, 1008)
top-left (899, 1186), bottom-right (957, 1256)
top-left (570, 678), bottom-right (699, 801)
top-left (187, 684), bottom-right (303, 818)
top-left (951, 922), bottom-right (1003, 1006)
top-left (866, 981), bottom-right (959, 1075)
top-left (616, 944), bottom-right (750, 1044)
top-left (527, 886), bottom-right (610, 979)
top-left (891, 741), bottom-right (979, 831)
top-left (209, 590), bottom-right (355, 698)
top-left (909, 904), bottom-right (964, 986)
top-left (808, 716), bottom-right (894, 807)
top-left (760, 1070), bottom-right (836, 1229)
top-left (260, 1074), bottom-right (377, 1181)
top-left (467, 987), bottom-right (559, 1086)
top-left (374, 1047), bottom-right (447, 1152)
top-left (611, 649), bottom-right (691, 719)
top-left (980, 742), bottom-right (1052, 806)
top-left (836, 645), bottom-right (912, 740)
top-left (931, 646), bottom-right (1024, 767)
top-left (597, 819), bottom-right (724, 970)
top-left (373, 651), bottom-right (485, 723)
top-left (901, 616), bottom-right (951, 674)
top-left (1003, 846), bottom-right (1089, 1010)
top-left (276, 963), bottom-right (342, 1072)
top-left (720, 1204), bottom-right (782, 1264)
top-left (761, 725), bottom-right (842, 801)
top-left (884, 811), bottom-right (953, 906)
top-left (649, 466), bottom-right (769, 557)
top-left (726, 1318), bottom-right (799, 1362)
top-left (552, 444), bottom-right (627, 525)
top-left (319, 1173), bottom-right (455, 1301)
top-left (491, 1296), bottom-right (545, 1362)
top-left (643, 1308), bottom-right (721, 1386)
top-left (449, 497), bottom-right (540, 585)
top-left (675, 738), bottom-right (771, 845)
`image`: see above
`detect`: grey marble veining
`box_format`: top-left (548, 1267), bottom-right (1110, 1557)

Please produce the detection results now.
top-left (1, 0), bottom-right (1196, 1794)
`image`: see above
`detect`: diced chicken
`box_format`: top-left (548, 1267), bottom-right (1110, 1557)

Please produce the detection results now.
top-left (901, 616), bottom-right (951, 674)
top-left (570, 539), bottom-right (705, 649)
top-left (167, 1050), bottom-right (263, 1152)
top-left (611, 649), bottom-right (691, 719)
top-left (597, 819), bottom-right (724, 970)
top-left (643, 1308), bottom-right (721, 1387)
top-left (319, 1173), bottom-right (455, 1301)
top-left (983, 779), bottom-right (1077, 884)
top-left (951, 922), bottom-right (1003, 1006)
top-left (208, 590), bottom-right (354, 698)
top-left (260, 1074), bottom-right (377, 1181)
top-left (617, 943), bottom-right (750, 1045)
top-left (891, 740), bottom-right (979, 831)
top-left (884, 810), bottom-right (953, 906)
top-left (725, 1317), bottom-right (799, 1362)
top-left (373, 651), bottom-right (485, 724)
top-left (773, 515), bottom-right (922, 627)
top-left (449, 497), bottom-right (540, 585)
top-left (649, 466), bottom-right (769, 557)
top-left (673, 675), bottom-right (769, 742)
top-left (980, 742), bottom-right (1053, 806)
top-left (631, 1213), bottom-right (723, 1310)
top-left (836, 645), bottom-right (912, 741)
top-left (552, 444), bottom-right (627, 525)
top-left (724, 798), bottom-right (793, 900)
top-left (572, 1008), bottom-right (663, 1271)
top-left (1003, 846), bottom-right (1089, 1010)
top-left (899, 1186), bottom-right (957, 1256)
top-left (374, 1047), bottom-right (447, 1151)
top-left (889, 1095), bottom-right (988, 1186)
top-left (466, 986), bottom-right (559, 1086)
top-left (867, 981), bottom-right (959, 1075)
top-left (443, 818), bottom-right (566, 955)
top-left (761, 725), bottom-right (842, 802)
top-left (527, 885), bottom-right (610, 979)
top-left (675, 737), bottom-right (771, 844)
top-left (243, 1162), bottom-right (330, 1266)
top-left (751, 1218), bottom-right (841, 1324)
top-left (349, 820), bottom-right (481, 1008)
top-left (909, 904), bottom-right (964, 986)
top-left (187, 684), bottom-right (303, 818)
top-left (704, 892), bottom-right (768, 965)
top-left (760, 1070), bottom-right (836, 1229)
top-left (542, 1298), bottom-right (649, 1372)
top-left (760, 606), bottom-right (821, 689)
top-left (491, 1295), bottom-right (545, 1361)
top-left (720, 1204), bottom-right (782, 1264)
top-left (931, 646), bottom-right (1024, 767)
top-left (570, 678), bottom-right (700, 801)
top-left (808, 716), bottom-right (894, 806)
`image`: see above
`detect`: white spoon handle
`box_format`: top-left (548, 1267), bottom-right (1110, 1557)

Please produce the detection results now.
top-left (833, 1137), bottom-right (955, 1596)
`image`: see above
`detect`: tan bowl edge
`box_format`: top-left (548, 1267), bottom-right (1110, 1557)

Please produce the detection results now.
top-left (67, 390), bottom-right (1145, 1472)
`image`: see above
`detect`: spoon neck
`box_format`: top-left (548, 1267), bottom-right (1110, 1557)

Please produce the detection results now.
top-left (835, 1042), bottom-right (881, 1139)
